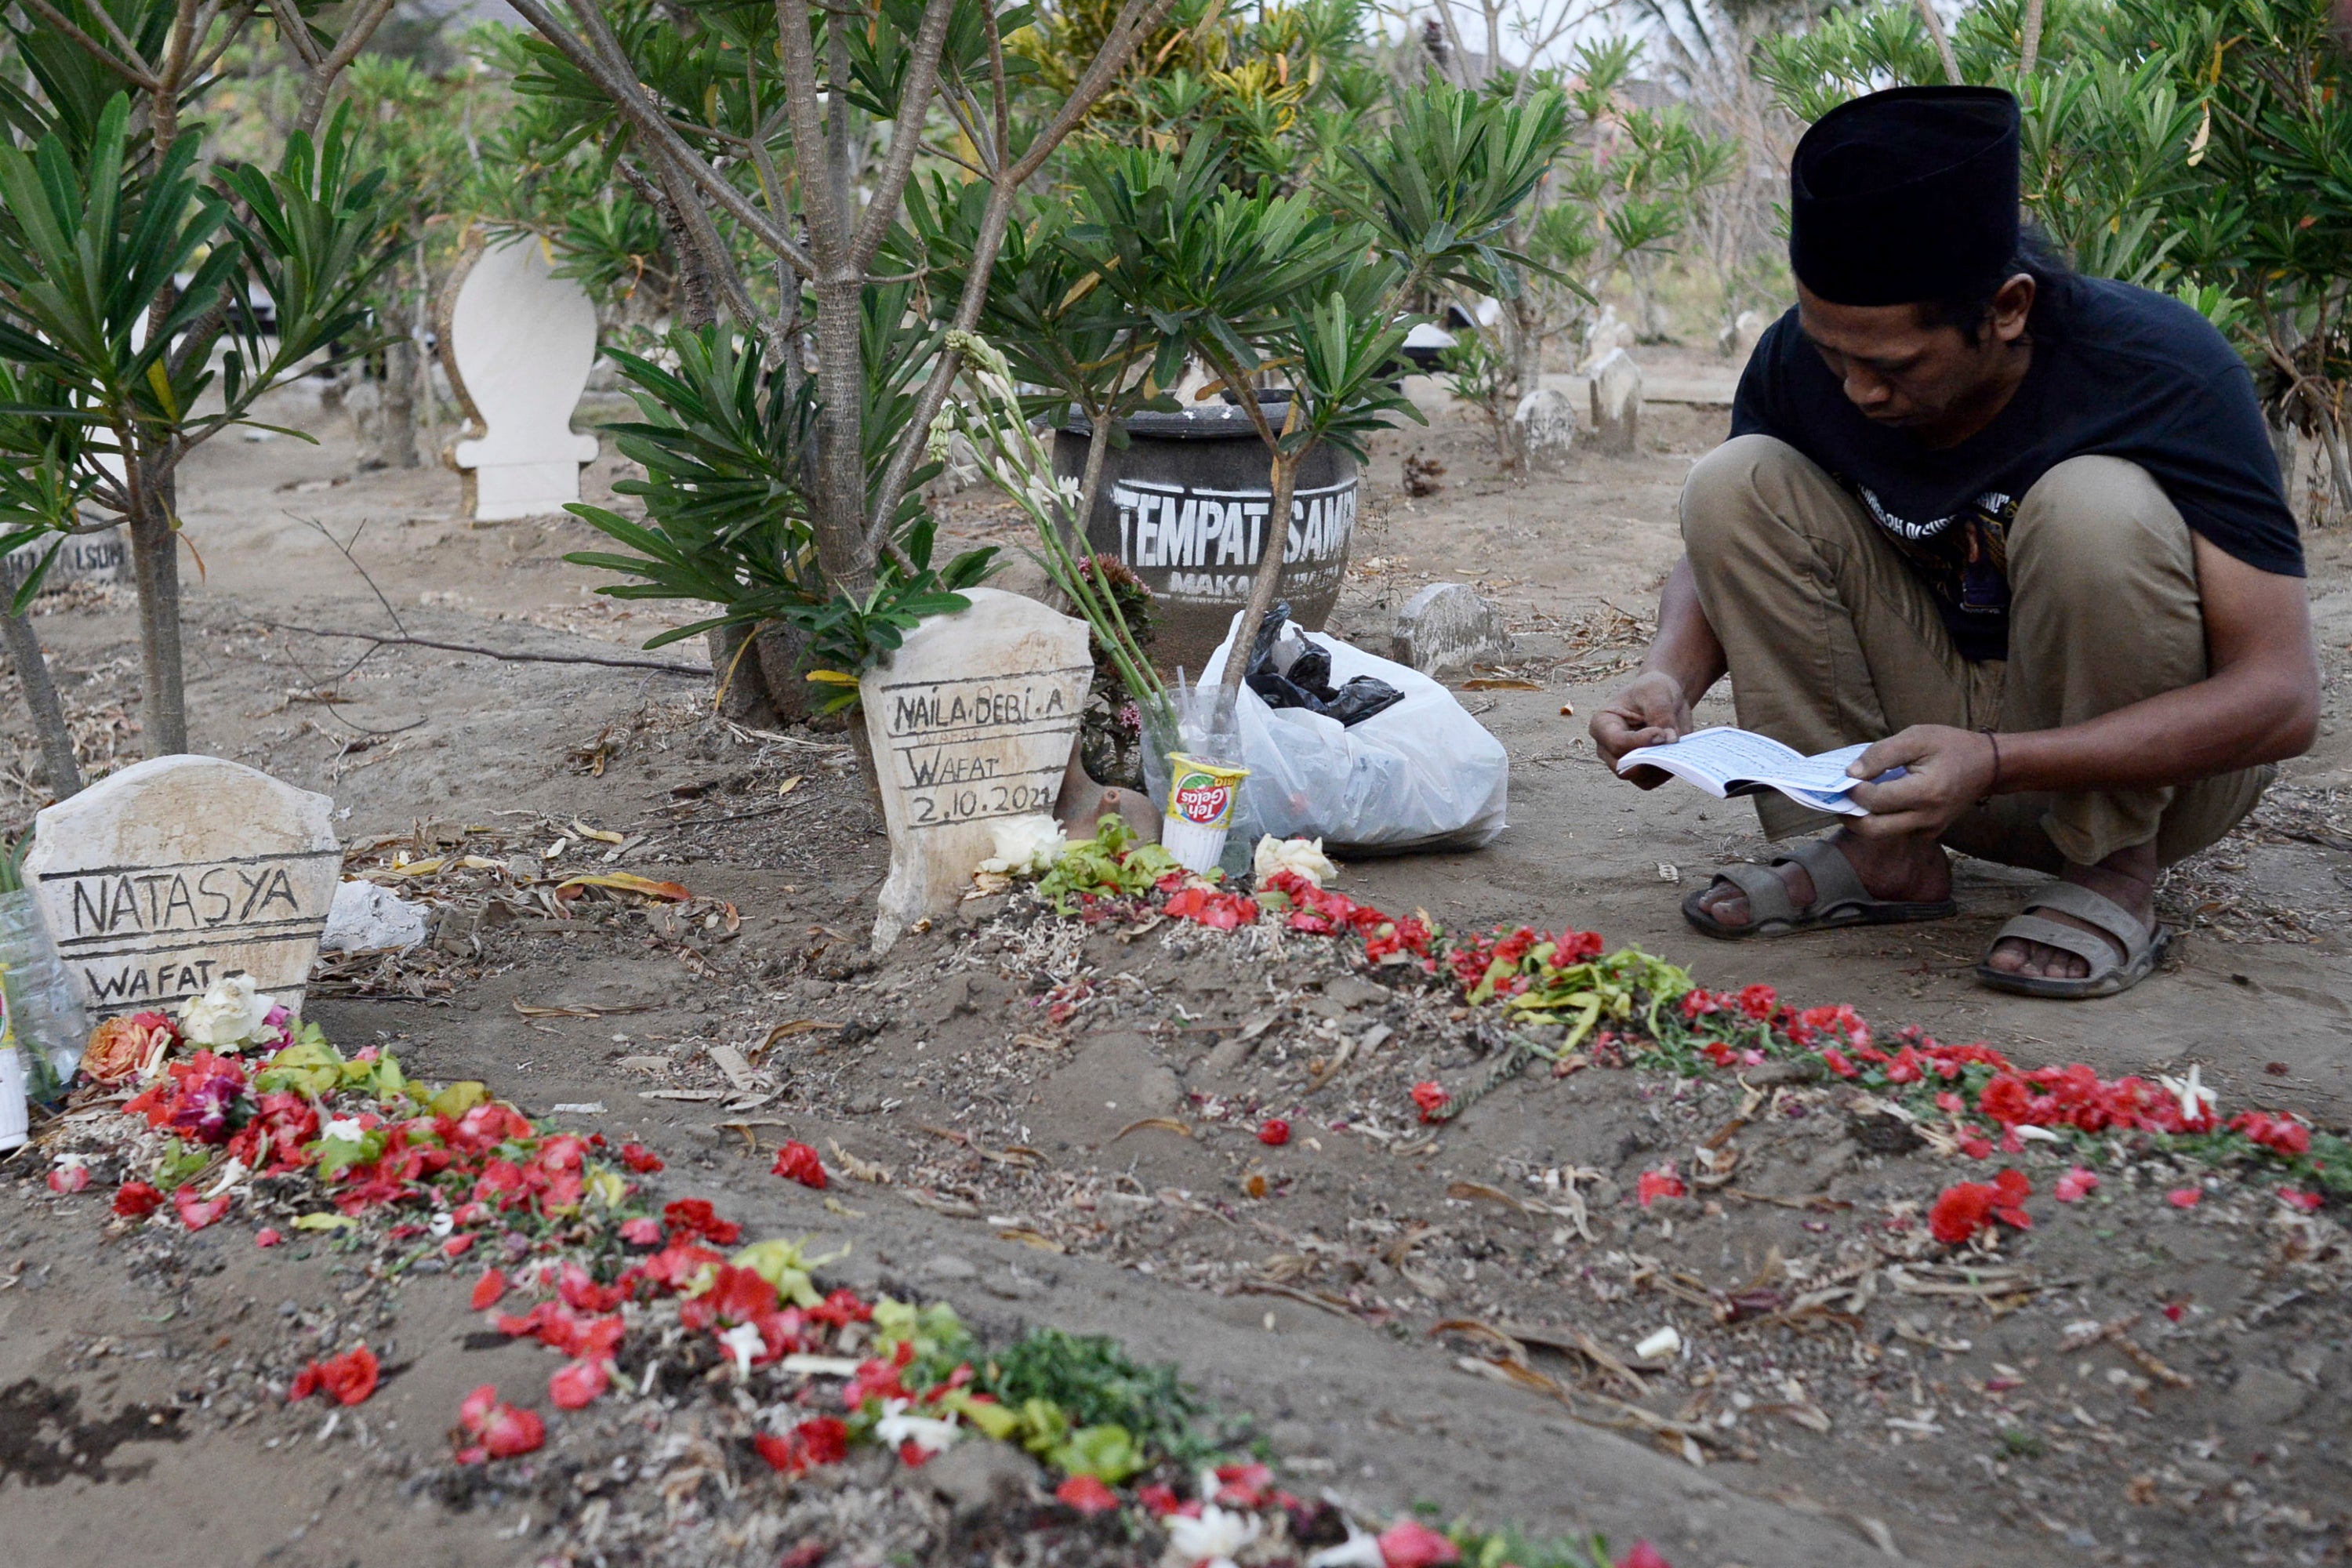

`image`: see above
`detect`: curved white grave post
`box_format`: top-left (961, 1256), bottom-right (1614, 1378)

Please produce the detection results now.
top-left (862, 590), bottom-right (1092, 953)
top-left (25, 756), bottom-right (340, 1019)
top-left (441, 234), bottom-right (601, 521)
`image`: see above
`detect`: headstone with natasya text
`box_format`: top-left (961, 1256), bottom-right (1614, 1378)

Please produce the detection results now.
top-left (25, 755), bottom-right (340, 1018)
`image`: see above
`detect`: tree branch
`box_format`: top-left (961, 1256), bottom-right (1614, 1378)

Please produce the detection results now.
top-left (503, 0), bottom-right (820, 278)
top-left (859, 0), bottom-right (1182, 554)
top-left (263, 0), bottom-right (321, 69)
top-left (772, 0), bottom-right (849, 273)
top-left (1914, 0), bottom-right (1962, 85)
top-left (15, 0), bottom-right (158, 87)
top-left (849, 0), bottom-right (960, 272)
top-left (294, 0), bottom-right (398, 137)
top-left (647, 137), bottom-right (768, 341)
top-left (983, 0), bottom-right (1011, 172)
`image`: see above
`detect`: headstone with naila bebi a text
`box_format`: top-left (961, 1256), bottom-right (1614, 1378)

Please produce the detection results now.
top-left (862, 590), bottom-right (1091, 953)
top-left (24, 755), bottom-right (340, 1018)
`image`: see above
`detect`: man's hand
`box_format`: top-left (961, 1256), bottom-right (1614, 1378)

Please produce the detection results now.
top-left (1844, 724), bottom-right (1998, 839)
top-left (1591, 670), bottom-right (1693, 788)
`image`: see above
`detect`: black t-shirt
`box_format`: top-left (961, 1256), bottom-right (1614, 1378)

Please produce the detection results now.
top-left (1729, 275), bottom-right (2303, 662)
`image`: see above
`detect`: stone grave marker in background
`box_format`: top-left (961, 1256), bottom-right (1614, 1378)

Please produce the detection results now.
top-left (862, 589), bottom-right (1091, 952)
top-left (1, 526), bottom-right (127, 599)
top-left (1512, 387), bottom-right (1576, 474)
top-left (1392, 583), bottom-right (1512, 682)
top-left (1581, 306), bottom-right (1635, 372)
top-left (1590, 348), bottom-right (1642, 456)
top-left (1718, 308), bottom-right (1766, 362)
top-left (26, 756), bottom-right (340, 1018)
top-left (439, 234), bottom-right (601, 522)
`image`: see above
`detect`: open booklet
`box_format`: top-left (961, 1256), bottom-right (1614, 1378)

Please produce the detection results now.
top-left (1615, 727), bottom-right (1889, 816)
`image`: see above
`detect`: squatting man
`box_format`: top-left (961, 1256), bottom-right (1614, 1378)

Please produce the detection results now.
top-left (1592, 85), bottom-right (2319, 1000)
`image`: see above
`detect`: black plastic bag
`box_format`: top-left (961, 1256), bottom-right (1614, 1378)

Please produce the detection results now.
top-left (1242, 602), bottom-right (1404, 727)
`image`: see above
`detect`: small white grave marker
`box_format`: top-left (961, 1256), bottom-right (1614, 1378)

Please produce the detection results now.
top-left (441, 235), bottom-right (601, 521)
top-left (25, 756), bottom-right (339, 1018)
top-left (1512, 387), bottom-right (1576, 474)
top-left (1590, 348), bottom-right (1642, 456)
top-left (862, 590), bottom-right (1091, 952)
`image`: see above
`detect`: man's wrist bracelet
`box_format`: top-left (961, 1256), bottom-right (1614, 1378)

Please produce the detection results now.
top-left (1979, 728), bottom-right (2002, 804)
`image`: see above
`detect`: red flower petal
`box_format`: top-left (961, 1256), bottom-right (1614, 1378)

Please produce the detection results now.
top-left (321, 1345), bottom-right (379, 1406)
top-left (471, 1269), bottom-right (510, 1311)
top-left (172, 1185), bottom-right (230, 1231)
top-left (771, 1142), bottom-right (827, 1190)
top-left (2167, 1187), bottom-right (2202, 1209)
top-left (1055, 1475), bottom-right (1120, 1515)
top-left (481, 1402), bottom-right (544, 1458)
top-left (254, 1228), bottom-right (282, 1248)
top-left (1376, 1518), bottom-right (1460, 1567)
top-left (1257, 1118), bottom-right (1290, 1147)
top-left (549, 1359), bottom-right (608, 1410)
top-left (457, 1383), bottom-right (499, 1436)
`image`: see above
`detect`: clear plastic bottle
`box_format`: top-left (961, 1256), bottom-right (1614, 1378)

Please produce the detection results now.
top-left (0, 888), bottom-right (87, 1103)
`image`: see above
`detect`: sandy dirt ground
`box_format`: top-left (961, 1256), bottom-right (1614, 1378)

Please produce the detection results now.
top-left (3, 349), bottom-right (2349, 1568)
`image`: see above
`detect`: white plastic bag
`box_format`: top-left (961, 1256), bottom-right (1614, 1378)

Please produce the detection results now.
top-left (1195, 614), bottom-right (1508, 854)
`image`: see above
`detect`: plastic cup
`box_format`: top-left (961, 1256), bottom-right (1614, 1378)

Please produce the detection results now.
top-left (1161, 753), bottom-right (1249, 875)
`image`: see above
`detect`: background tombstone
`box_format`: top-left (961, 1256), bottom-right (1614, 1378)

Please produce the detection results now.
top-left (25, 756), bottom-right (340, 1019)
top-left (1392, 582), bottom-right (1512, 682)
top-left (1718, 307), bottom-right (1766, 362)
top-left (0, 525), bottom-right (127, 599)
top-left (862, 590), bottom-right (1092, 953)
top-left (1512, 387), bottom-right (1576, 474)
top-left (438, 234), bottom-right (601, 522)
top-left (1589, 347), bottom-right (1643, 456)
top-left (1581, 305), bottom-right (1635, 372)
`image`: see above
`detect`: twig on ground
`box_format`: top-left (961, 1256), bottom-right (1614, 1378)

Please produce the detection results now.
top-left (263, 622), bottom-right (710, 676)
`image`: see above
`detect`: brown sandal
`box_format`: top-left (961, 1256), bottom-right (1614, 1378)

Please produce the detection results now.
top-left (1682, 837), bottom-right (1958, 940)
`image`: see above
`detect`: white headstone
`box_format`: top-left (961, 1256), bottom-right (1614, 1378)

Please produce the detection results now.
top-left (1590, 348), bottom-right (1642, 456)
top-left (1512, 387), bottom-right (1576, 474)
top-left (25, 756), bottom-right (339, 1019)
top-left (1581, 306), bottom-right (1635, 372)
top-left (862, 590), bottom-right (1092, 952)
top-left (1392, 583), bottom-right (1512, 683)
top-left (442, 235), bottom-right (601, 522)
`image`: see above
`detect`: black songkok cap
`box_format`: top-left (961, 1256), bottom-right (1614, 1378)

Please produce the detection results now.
top-left (1788, 85), bottom-right (2022, 307)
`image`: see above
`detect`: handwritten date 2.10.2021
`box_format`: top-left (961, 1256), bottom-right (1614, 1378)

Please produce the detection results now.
top-left (879, 664), bottom-right (1090, 833)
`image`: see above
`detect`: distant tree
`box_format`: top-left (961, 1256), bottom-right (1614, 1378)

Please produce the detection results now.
top-left (0, 2), bottom-right (399, 764)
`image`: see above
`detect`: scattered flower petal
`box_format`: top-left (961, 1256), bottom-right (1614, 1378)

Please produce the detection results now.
top-left (771, 1141), bottom-right (826, 1189)
top-left (1055, 1474), bottom-right (1120, 1515)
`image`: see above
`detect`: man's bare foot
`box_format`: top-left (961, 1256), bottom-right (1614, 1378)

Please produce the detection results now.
top-left (1981, 844), bottom-right (2158, 981)
top-left (1693, 829), bottom-right (1951, 927)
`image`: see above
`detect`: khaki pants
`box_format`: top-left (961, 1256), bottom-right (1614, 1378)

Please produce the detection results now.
top-left (1681, 434), bottom-right (2270, 869)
